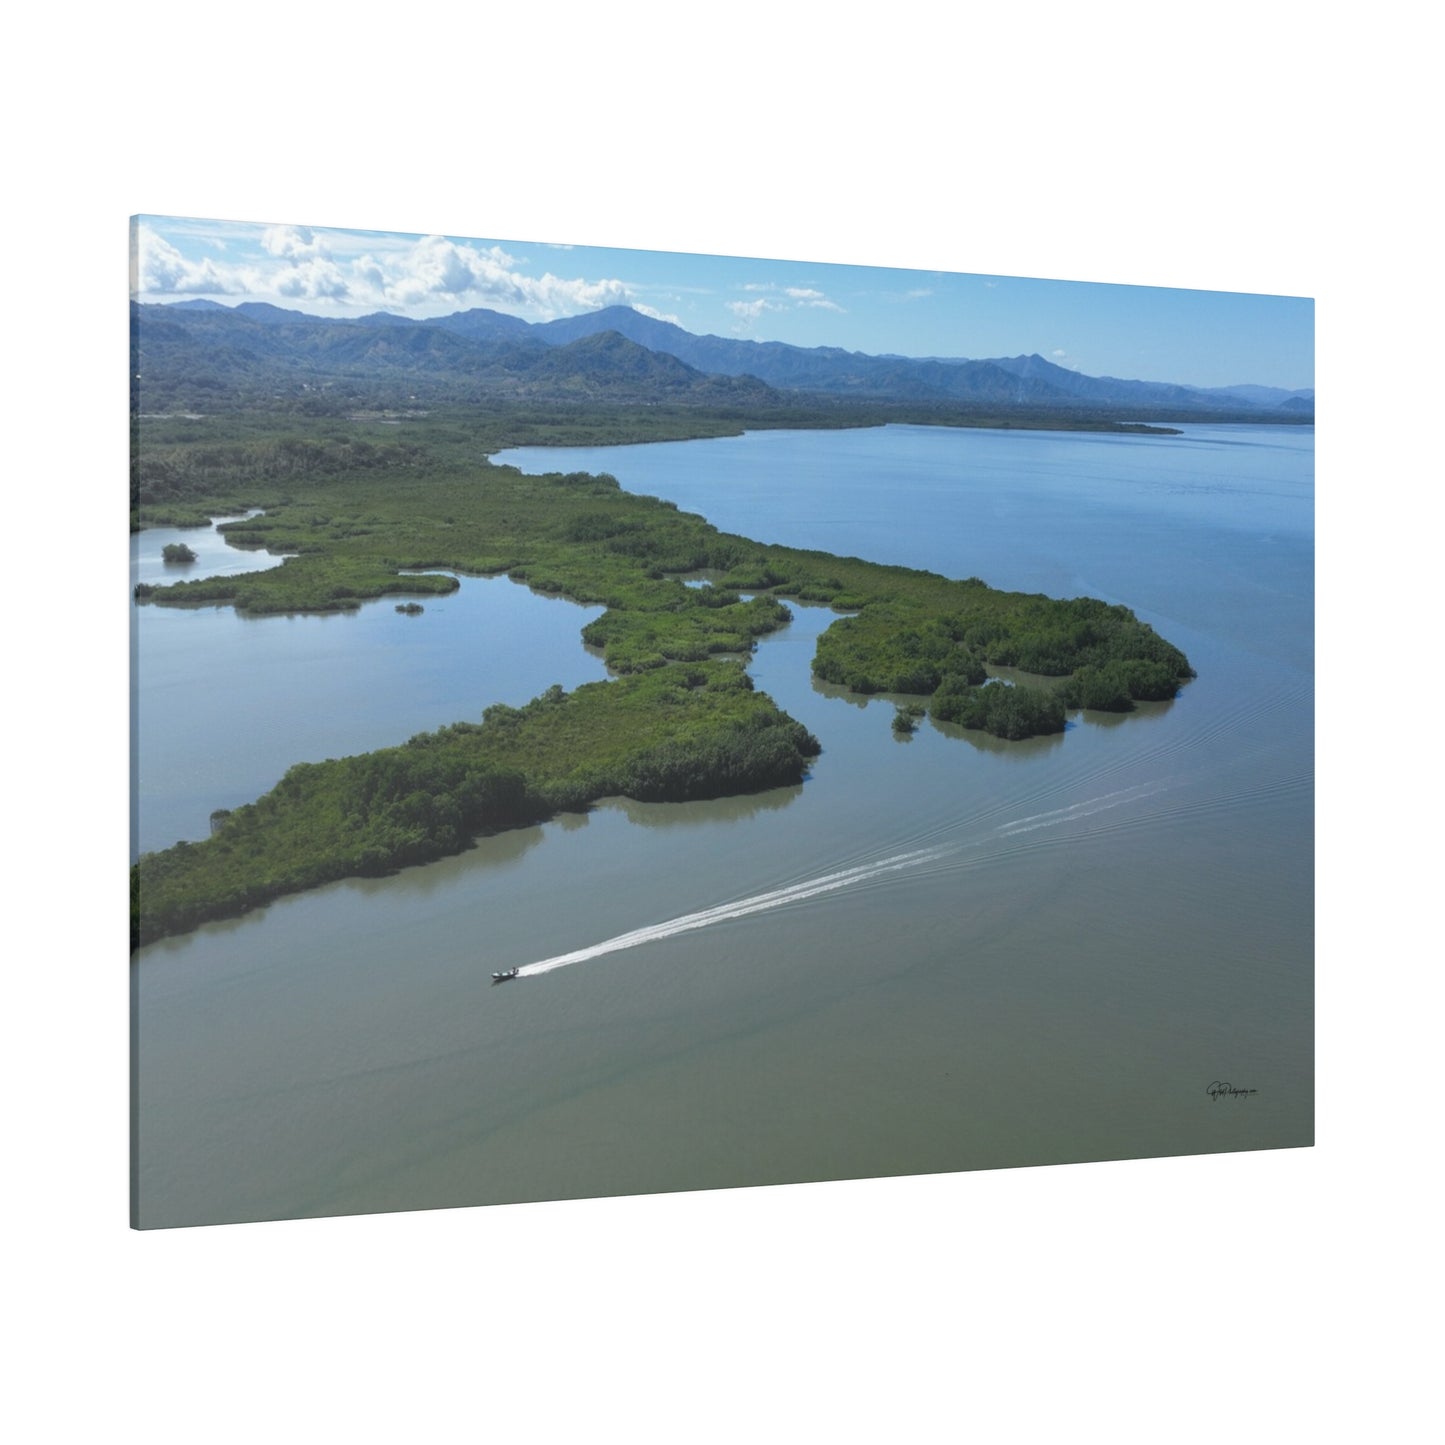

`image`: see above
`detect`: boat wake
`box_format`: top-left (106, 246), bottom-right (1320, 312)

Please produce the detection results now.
top-left (993, 782), bottom-right (1167, 837)
top-left (504, 780), bottom-right (1175, 985)
top-left (515, 847), bottom-right (949, 980)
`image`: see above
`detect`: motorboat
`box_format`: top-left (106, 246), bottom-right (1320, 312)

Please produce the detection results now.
top-left (491, 968), bottom-right (520, 986)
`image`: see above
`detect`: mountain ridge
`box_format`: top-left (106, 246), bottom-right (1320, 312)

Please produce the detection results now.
top-left (132, 299), bottom-right (1312, 417)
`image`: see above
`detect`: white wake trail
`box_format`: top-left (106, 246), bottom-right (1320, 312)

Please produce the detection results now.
top-left (995, 782), bottom-right (1166, 837)
top-left (517, 847), bottom-right (947, 979)
top-left (509, 785), bottom-right (1171, 983)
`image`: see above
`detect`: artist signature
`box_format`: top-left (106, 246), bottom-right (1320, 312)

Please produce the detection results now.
top-left (1207, 1081), bottom-right (1259, 1101)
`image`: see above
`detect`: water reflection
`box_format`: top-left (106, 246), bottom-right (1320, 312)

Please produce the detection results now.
top-left (926, 716), bottom-right (1068, 757)
top-left (810, 676), bottom-right (871, 710)
top-left (346, 824), bottom-right (552, 904)
top-left (597, 785), bottom-right (804, 830)
top-left (133, 568), bottom-right (610, 856)
top-left (137, 422), bottom-right (1314, 1229)
top-left (131, 511), bottom-right (290, 593)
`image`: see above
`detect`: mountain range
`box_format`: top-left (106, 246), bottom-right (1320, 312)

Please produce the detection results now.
top-left (133, 299), bottom-right (1314, 417)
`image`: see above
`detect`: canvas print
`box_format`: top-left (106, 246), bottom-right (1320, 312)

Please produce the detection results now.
top-left (130, 217), bottom-right (1313, 1229)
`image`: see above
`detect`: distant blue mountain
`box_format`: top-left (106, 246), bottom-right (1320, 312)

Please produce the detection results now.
top-left (527, 305), bottom-right (1308, 412)
top-left (132, 301), bottom-right (781, 407)
top-left (137, 298), bottom-right (1311, 416)
top-left (233, 301), bottom-right (320, 324)
top-left (427, 307), bottom-right (538, 343)
top-left (1198, 383), bottom-right (1316, 408)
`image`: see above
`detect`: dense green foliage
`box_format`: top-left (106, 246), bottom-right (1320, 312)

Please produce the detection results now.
top-left (892, 704), bottom-right (925, 736)
top-left (929, 679), bottom-right (1067, 739)
top-left (1058, 660), bottom-right (1184, 710)
top-left (131, 401), bottom-right (1178, 529)
top-left (160, 542), bottom-right (196, 563)
top-left (134, 667), bottom-right (819, 947)
top-left (132, 408), bottom-right (1194, 945)
top-left (814, 605), bottom-right (991, 695)
top-left (808, 582), bottom-right (1190, 731)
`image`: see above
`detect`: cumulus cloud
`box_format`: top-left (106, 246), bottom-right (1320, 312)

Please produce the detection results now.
top-left (377, 236), bottom-right (627, 315)
top-left (352, 255), bottom-right (389, 295)
top-left (276, 258), bottom-right (351, 300)
top-left (384, 236), bottom-right (505, 305)
top-left (261, 224), bottom-right (325, 261)
top-left (633, 303), bottom-right (682, 325)
top-left (135, 223), bottom-right (253, 295)
top-left (525, 268), bottom-right (629, 315)
top-left (134, 221), bottom-right (634, 320)
top-left (256, 224), bottom-right (351, 299)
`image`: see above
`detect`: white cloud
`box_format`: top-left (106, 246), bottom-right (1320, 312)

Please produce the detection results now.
top-left (526, 269), bottom-right (630, 316)
top-left (904, 288), bottom-right (932, 300)
top-left (633, 303), bottom-right (682, 326)
top-left (134, 223), bottom-right (253, 295)
top-left (385, 236), bottom-right (501, 305)
top-left (261, 224), bottom-right (325, 261)
top-left (732, 282), bottom-right (842, 315)
top-left (135, 222), bottom-right (632, 320)
top-left (375, 236), bottom-right (628, 316)
top-left (1052, 348), bottom-right (1067, 356)
top-left (275, 258), bottom-right (351, 300)
top-left (352, 255), bottom-right (389, 295)
top-left (259, 224), bottom-right (351, 299)
top-left (727, 298), bottom-right (782, 322)
top-left (784, 287), bottom-right (823, 301)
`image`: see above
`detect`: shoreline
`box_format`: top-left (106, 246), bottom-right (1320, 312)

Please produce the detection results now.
top-left (132, 411), bottom-right (1194, 946)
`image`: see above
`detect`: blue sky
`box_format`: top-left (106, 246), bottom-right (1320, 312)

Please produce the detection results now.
top-left (134, 215), bottom-right (1313, 391)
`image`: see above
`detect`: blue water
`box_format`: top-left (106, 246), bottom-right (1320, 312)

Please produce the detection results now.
top-left (134, 422), bottom-right (1313, 1228)
top-left (130, 523), bottom-right (607, 857)
top-left (496, 422), bottom-right (1314, 670)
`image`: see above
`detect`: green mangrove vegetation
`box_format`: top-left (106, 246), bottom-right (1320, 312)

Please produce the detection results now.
top-left (134, 668), bottom-right (818, 947)
top-left (131, 403), bottom-right (1177, 530)
top-left (892, 704), bottom-right (926, 736)
top-left (131, 409), bottom-right (1194, 945)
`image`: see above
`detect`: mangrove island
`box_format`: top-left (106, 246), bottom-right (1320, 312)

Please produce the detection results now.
top-left (130, 408), bottom-right (1193, 947)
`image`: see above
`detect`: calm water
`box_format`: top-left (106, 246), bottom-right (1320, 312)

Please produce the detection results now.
top-left (134, 423), bottom-right (1313, 1228)
top-left (130, 528), bottom-right (607, 858)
